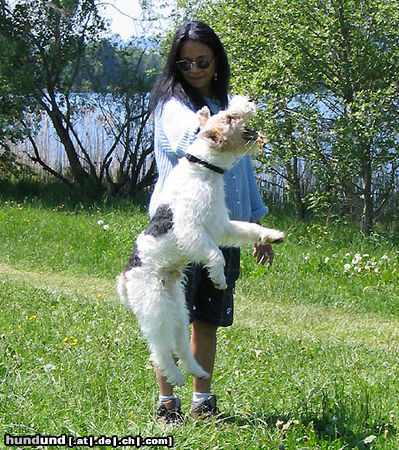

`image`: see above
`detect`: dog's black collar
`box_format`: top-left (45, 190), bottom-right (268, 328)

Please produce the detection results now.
top-left (185, 154), bottom-right (225, 174)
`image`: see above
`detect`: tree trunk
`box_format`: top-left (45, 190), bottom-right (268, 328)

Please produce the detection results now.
top-left (287, 156), bottom-right (307, 221)
top-left (361, 156), bottom-right (373, 235)
top-left (41, 96), bottom-right (103, 196)
top-left (51, 113), bottom-right (88, 184)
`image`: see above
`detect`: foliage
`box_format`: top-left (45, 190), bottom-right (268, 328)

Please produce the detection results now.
top-left (0, 1), bottom-right (160, 198)
top-left (0, 145), bottom-right (36, 179)
top-left (0, 2), bottom-right (40, 159)
top-left (73, 39), bottom-right (161, 196)
top-left (0, 0), bottom-right (104, 190)
top-left (179, 0), bottom-right (399, 232)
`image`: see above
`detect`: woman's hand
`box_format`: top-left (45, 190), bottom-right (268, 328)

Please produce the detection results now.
top-left (253, 220), bottom-right (275, 266)
top-left (253, 243), bottom-right (274, 266)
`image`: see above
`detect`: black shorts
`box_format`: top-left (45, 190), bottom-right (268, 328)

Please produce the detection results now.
top-left (184, 247), bottom-right (240, 327)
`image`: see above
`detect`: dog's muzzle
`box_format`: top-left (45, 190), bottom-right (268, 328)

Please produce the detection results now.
top-left (242, 128), bottom-right (258, 143)
top-left (242, 128), bottom-right (267, 152)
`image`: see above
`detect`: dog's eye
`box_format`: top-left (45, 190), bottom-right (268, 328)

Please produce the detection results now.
top-left (225, 114), bottom-right (235, 124)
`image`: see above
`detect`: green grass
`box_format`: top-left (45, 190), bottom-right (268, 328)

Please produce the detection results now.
top-left (1, 194), bottom-right (398, 449)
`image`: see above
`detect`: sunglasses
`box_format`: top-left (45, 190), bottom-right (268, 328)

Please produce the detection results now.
top-left (176, 57), bottom-right (214, 72)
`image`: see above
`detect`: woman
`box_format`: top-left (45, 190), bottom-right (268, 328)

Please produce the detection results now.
top-left (149, 21), bottom-right (275, 424)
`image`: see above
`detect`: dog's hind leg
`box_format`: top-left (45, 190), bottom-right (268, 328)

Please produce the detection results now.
top-left (149, 345), bottom-right (186, 387)
top-left (145, 309), bottom-right (186, 387)
top-left (151, 281), bottom-right (188, 386)
top-left (125, 273), bottom-right (186, 387)
top-left (171, 280), bottom-right (209, 380)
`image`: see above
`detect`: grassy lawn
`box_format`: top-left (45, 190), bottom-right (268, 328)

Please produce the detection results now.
top-left (0, 195), bottom-right (398, 449)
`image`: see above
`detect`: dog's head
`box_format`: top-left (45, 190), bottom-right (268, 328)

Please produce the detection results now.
top-left (197, 96), bottom-right (260, 154)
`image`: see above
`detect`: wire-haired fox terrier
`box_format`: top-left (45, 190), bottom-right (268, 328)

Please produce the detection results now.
top-left (117, 96), bottom-right (285, 386)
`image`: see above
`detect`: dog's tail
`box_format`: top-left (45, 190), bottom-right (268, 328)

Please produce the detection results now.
top-left (116, 272), bottom-right (129, 305)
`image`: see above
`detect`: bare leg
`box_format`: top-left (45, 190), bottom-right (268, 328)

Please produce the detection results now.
top-left (156, 320), bottom-right (217, 394)
top-left (156, 369), bottom-right (174, 396)
top-left (191, 320), bottom-right (218, 393)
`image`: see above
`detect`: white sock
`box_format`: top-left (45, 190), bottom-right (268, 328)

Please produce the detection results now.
top-left (192, 392), bottom-right (211, 403)
top-left (159, 394), bottom-right (176, 403)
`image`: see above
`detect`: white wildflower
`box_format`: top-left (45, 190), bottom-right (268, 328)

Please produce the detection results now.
top-left (352, 253), bottom-right (362, 265)
top-left (253, 349), bottom-right (263, 358)
top-left (324, 257), bottom-right (330, 264)
top-left (344, 263), bottom-right (351, 272)
top-left (363, 435), bottom-right (377, 445)
top-left (276, 420), bottom-right (284, 429)
top-left (97, 219), bottom-right (104, 225)
top-left (103, 224), bottom-right (109, 231)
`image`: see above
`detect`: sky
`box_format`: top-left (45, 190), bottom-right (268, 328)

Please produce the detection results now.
top-left (99, 0), bottom-right (175, 41)
top-left (9, 0), bottom-right (170, 41)
top-left (98, 0), bottom-right (144, 40)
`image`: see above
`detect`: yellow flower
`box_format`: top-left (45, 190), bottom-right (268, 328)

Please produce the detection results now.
top-left (63, 336), bottom-right (78, 346)
top-left (29, 315), bottom-right (37, 321)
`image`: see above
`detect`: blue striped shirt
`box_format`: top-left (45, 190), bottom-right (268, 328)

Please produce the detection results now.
top-left (148, 97), bottom-right (268, 222)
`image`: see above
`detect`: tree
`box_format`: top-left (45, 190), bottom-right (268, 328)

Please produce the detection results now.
top-left (0, 1), bottom-right (40, 172)
top-left (76, 39), bottom-right (159, 196)
top-left (1, 0), bottom-right (159, 197)
top-left (0, 0), bottom-right (105, 191)
top-left (180, 0), bottom-right (399, 232)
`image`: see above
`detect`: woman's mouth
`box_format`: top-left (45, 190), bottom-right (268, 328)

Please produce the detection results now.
top-left (187, 76), bottom-right (204, 84)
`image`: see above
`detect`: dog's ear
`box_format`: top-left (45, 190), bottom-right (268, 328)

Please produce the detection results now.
top-left (198, 106), bottom-right (211, 129)
top-left (202, 128), bottom-right (226, 148)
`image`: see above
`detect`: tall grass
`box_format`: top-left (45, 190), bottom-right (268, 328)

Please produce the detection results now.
top-left (0, 190), bottom-right (398, 449)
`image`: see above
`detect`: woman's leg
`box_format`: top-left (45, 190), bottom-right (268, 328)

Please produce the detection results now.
top-left (191, 319), bottom-right (218, 393)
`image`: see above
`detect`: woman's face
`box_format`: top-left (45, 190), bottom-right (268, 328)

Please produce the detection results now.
top-left (178, 41), bottom-right (216, 98)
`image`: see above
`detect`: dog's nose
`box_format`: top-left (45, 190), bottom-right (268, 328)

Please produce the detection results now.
top-left (242, 128), bottom-right (258, 142)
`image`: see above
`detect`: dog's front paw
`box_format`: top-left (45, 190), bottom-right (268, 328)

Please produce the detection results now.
top-left (261, 228), bottom-right (285, 244)
top-left (208, 266), bottom-right (227, 290)
top-left (212, 277), bottom-right (227, 290)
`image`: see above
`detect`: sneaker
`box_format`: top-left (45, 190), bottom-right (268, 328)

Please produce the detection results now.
top-left (190, 394), bottom-right (220, 419)
top-left (156, 397), bottom-right (183, 425)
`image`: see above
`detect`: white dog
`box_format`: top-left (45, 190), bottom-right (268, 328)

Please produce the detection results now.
top-left (117, 96), bottom-right (285, 386)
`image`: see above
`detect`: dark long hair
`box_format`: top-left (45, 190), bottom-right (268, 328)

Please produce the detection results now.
top-left (150, 22), bottom-right (230, 112)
